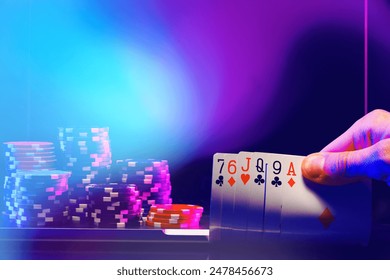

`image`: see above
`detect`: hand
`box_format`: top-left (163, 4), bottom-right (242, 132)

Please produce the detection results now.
top-left (302, 109), bottom-right (390, 185)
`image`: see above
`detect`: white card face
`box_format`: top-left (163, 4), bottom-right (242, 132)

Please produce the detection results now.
top-left (209, 153), bottom-right (238, 241)
top-left (280, 154), bottom-right (372, 244)
top-left (234, 152), bottom-right (253, 240)
top-left (219, 153), bottom-right (239, 240)
top-left (209, 153), bottom-right (226, 241)
top-left (245, 152), bottom-right (266, 242)
top-left (258, 152), bottom-right (283, 235)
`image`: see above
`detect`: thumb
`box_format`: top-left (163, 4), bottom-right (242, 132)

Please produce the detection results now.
top-left (302, 139), bottom-right (390, 185)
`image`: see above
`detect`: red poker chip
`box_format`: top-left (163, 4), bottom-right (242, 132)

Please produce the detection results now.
top-left (146, 215), bottom-right (200, 224)
top-left (150, 204), bottom-right (203, 215)
top-left (145, 219), bottom-right (200, 229)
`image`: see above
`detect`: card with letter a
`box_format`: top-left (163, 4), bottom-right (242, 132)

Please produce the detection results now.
top-left (278, 154), bottom-right (371, 244)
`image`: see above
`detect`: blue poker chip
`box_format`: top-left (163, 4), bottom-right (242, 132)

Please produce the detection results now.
top-left (90, 186), bottom-right (138, 194)
top-left (14, 170), bottom-right (71, 179)
top-left (59, 141), bottom-right (110, 149)
top-left (90, 204), bottom-right (141, 214)
top-left (116, 174), bottom-right (169, 180)
top-left (89, 200), bottom-right (141, 208)
top-left (58, 133), bottom-right (110, 139)
top-left (63, 155), bottom-right (112, 162)
top-left (15, 219), bottom-right (68, 227)
top-left (4, 141), bottom-right (54, 148)
top-left (58, 127), bottom-right (109, 133)
top-left (4, 150), bottom-right (54, 156)
top-left (92, 222), bottom-right (127, 228)
top-left (7, 176), bottom-right (68, 184)
top-left (17, 211), bottom-right (69, 220)
top-left (86, 183), bottom-right (137, 191)
top-left (133, 184), bottom-right (172, 192)
top-left (4, 147), bottom-right (55, 155)
top-left (114, 159), bottom-right (168, 167)
top-left (17, 207), bottom-right (68, 215)
top-left (58, 132), bottom-right (110, 139)
top-left (11, 194), bottom-right (68, 203)
top-left (90, 211), bottom-right (139, 218)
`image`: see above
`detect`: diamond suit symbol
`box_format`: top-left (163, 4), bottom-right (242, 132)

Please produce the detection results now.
top-left (319, 207), bottom-right (334, 229)
top-left (228, 177), bottom-right (236, 187)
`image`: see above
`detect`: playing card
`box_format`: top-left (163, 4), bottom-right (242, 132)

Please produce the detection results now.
top-left (209, 153), bottom-right (238, 241)
top-left (209, 153), bottom-right (226, 241)
top-left (280, 154), bottom-right (371, 244)
top-left (220, 153), bottom-right (239, 240)
top-left (261, 152), bottom-right (283, 237)
top-left (234, 152), bottom-right (254, 240)
top-left (245, 152), bottom-right (266, 242)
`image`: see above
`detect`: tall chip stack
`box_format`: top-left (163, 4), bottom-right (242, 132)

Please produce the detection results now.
top-left (58, 127), bottom-right (112, 227)
top-left (110, 159), bottom-right (172, 217)
top-left (2, 142), bottom-right (58, 225)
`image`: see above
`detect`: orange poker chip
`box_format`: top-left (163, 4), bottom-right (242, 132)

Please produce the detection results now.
top-left (145, 219), bottom-right (200, 229)
top-left (147, 211), bottom-right (202, 220)
top-left (146, 215), bottom-right (201, 224)
top-left (150, 204), bottom-right (203, 215)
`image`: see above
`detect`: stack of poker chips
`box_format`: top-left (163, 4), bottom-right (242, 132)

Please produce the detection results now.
top-left (146, 204), bottom-right (203, 229)
top-left (86, 183), bottom-right (142, 228)
top-left (58, 127), bottom-right (112, 226)
top-left (110, 159), bottom-right (172, 216)
top-left (4, 170), bottom-right (71, 227)
top-left (4, 142), bottom-right (56, 174)
top-left (2, 141), bottom-right (57, 224)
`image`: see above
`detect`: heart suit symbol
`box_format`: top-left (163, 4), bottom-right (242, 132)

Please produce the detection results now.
top-left (241, 174), bottom-right (250, 185)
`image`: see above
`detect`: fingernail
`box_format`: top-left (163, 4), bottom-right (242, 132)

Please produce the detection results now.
top-left (302, 153), bottom-right (325, 180)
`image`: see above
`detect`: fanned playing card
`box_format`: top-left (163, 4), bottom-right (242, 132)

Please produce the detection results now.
top-left (259, 152), bottom-right (283, 238)
top-left (210, 153), bottom-right (238, 241)
top-left (245, 152), bottom-right (266, 242)
top-left (279, 154), bottom-right (371, 244)
top-left (235, 152), bottom-right (254, 241)
top-left (209, 153), bottom-right (226, 241)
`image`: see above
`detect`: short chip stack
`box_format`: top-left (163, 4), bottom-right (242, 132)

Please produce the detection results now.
top-left (146, 204), bottom-right (203, 229)
top-left (58, 127), bottom-right (112, 226)
top-left (4, 142), bottom-right (57, 175)
top-left (86, 183), bottom-right (142, 228)
top-left (5, 170), bottom-right (71, 227)
top-left (2, 141), bottom-right (57, 225)
top-left (110, 159), bottom-right (172, 216)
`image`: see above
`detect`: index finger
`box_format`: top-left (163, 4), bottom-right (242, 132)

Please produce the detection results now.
top-left (321, 109), bottom-right (390, 152)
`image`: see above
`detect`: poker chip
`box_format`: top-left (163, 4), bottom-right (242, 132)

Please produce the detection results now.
top-left (145, 219), bottom-right (200, 229)
top-left (93, 222), bottom-right (127, 228)
top-left (1, 135), bottom-right (182, 231)
top-left (147, 211), bottom-right (202, 220)
top-left (110, 159), bottom-right (172, 216)
top-left (4, 141), bottom-right (54, 148)
top-left (150, 204), bottom-right (204, 215)
top-left (57, 127), bottom-right (113, 225)
top-left (85, 183), bottom-right (142, 228)
top-left (2, 170), bottom-right (70, 227)
top-left (146, 215), bottom-right (200, 224)
top-left (144, 204), bottom-right (203, 229)
top-left (3, 142), bottom-right (57, 179)
top-left (2, 140), bottom-right (64, 226)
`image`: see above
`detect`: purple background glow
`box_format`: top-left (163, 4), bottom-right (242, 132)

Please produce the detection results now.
top-left (1, 0), bottom-right (390, 259)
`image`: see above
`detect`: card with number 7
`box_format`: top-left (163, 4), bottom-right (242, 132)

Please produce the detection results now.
top-left (210, 153), bottom-right (238, 241)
